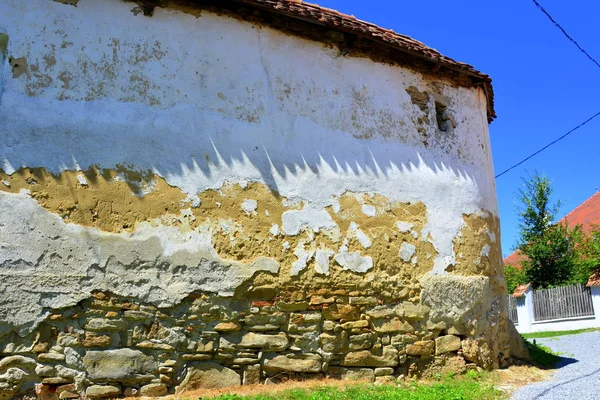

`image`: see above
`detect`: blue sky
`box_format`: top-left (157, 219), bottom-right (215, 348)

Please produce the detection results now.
top-left (317, 0), bottom-right (600, 257)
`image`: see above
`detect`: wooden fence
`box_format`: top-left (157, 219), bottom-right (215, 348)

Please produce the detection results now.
top-left (507, 295), bottom-right (518, 323)
top-left (533, 283), bottom-right (594, 322)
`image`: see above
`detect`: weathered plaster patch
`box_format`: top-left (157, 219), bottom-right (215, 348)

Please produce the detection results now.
top-left (241, 199), bottom-right (258, 215)
top-left (290, 241), bottom-right (313, 276)
top-left (349, 221), bottom-right (372, 249)
top-left (451, 213), bottom-right (502, 279)
top-left (8, 56), bottom-right (26, 78)
top-left (396, 221), bottom-right (414, 233)
top-left (314, 249), bottom-right (333, 276)
top-left (0, 168), bottom-right (187, 232)
top-left (76, 174), bottom-right (88, 186)
top-left (361, 204), bottom-right (376, 217)
top-left (0, 190), bottom-right (279, 336)
top-left (334, 252), bottom-right (373, 273)
top-left (281, 207), bottom-right (337, 236)
top-left (0, 168), bottom-right (450, 331)
top-left (400, 242), bottom-right (416, 262)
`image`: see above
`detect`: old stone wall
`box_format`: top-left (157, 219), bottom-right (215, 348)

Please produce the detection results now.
top-left (1, 279), bottom-right (503, 399)
top-left (0, 0), bottom-right (513, 398)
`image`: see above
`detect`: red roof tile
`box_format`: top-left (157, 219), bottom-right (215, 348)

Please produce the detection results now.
top-left (512, 283), bottom-right (531, 298)
top-left (504, 192), bottom-right (600, 269)
top-left (559, 192), bottom-right (600, 234)
top-left (230, 0), bottom-right (495, 121)
top-left (587, 269), bottom-right (600, 287)
top-left (503, 250), bottom-right (528, 269)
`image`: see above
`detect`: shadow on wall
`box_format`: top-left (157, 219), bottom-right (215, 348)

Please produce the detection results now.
top-left (0, 106), bottom-right (481, 203)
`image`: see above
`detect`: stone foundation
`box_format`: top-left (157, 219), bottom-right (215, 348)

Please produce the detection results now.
top-left (0, 283), bottom-right (509, 399)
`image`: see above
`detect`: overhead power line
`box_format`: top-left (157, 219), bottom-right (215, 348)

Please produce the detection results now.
top-left (532, 0), bottom-right (600, 70)
top-left (495, 110), bottom-right (600, 178)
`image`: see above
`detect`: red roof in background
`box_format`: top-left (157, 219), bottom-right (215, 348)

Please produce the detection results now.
top-left (587, 269), bottom-right (600, 287)
top-left (513, 283), bottom-right (531, 297)
top-left (503, 250), bottom-right (528, 269)
top-left (503, 192), bottom-right (600, 268)
top-left (559, 192), bottom-right (600, 234)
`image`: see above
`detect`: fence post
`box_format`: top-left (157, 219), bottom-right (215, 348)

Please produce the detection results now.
top-left (514, 283), bottom-right (533, 333)
top-left (590, 284), bottom-right (600, 320)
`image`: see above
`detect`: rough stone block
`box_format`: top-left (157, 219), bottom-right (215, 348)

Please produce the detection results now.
top-left (136, 341), bottom-right (175, 351)
top-left (435, 335), bottom-right (461, 355)
top-left (365, 306), bottom-right (396, 319)
top-left (38, 353), bottom-right (66, 362)
top-left (371, 318), bottom-right (414, 334)
top-left (139, 383), bottom-right (168, 397)
top-left (277, 301), bottom-right (309, 312)
top-left (340, 320), bottom-right (369, 330)
top-left (238, 332), bottom-right (288, 351)
top-left (375, 375), bottom-right (397, 385)
top-left (82, 349), bottom-right (156, 383)
top-left (406, 340), bottom-right (435, 356)
top-left (340, 346), bottom-right (398, 367)
top-left (85, 318), bottom-right (127, 332)
top-left (42, 377), bottom-right (72, 385)
top-left (175, 363), bottom-right (240, 392)
top-left (243, 364), bottom-right (261, 385)
top-left (86, 385), bottom-right (121, 398)
top-left (396, 303), bottom-right (429, 320)
top-left (181, 354), bottom-right (212, 361)
top-left (322, 304), bottom-right (360, 321)
top-left (214, 322), bottom-right (241, 332)
top-left (263, 353), bottom-right (322, 373)
top-left (319, 332), bottom-right (348, 353)
top-left (374, 367), bottom-right (394, 376)
top-left (0, 355), bottom-right (36, 371)
top-left (83, 332), bottom-right (111, 348)
top-left (349, 297), bottom-right (378, 306)
top-left (328, 367), bottom-right (375, 382)
top-left (123, 310), bottom-right (154, 321)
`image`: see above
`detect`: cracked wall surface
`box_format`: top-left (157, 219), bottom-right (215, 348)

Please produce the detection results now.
top-left (0, 0), bottom-right (513, 397)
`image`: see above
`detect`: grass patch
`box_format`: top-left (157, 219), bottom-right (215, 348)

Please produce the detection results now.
top-left (522, 328), bottom-right (599, 339)
top-left (524, 339), bottom-right (562, 368)
top-left (201, 374), bottom-right (503, 400)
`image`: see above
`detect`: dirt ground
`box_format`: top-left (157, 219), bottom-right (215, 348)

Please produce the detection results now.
top-left (124, 365), bottom-right (552, 400)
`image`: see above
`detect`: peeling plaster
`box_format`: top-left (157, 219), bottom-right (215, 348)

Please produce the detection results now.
top-left (0, 191), bottom-right (279, 336)
top-left (0, 0), bottom-right (502, 337)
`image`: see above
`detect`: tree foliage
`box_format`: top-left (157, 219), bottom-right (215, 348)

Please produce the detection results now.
top-left (520, 223), bottom-right (582, 289)
top-left (513, 172), bottom-right (582, 289)
top-left (573, 228), bottom-right (600, 283)
top-left (504, 264), bottom-right (527, 294)
top-left (504, 173), bottom-right (600, 292)
top-left (516, 173), bottom-right (560, 244)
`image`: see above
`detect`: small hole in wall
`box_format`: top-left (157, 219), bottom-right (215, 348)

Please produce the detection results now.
top-left (0, 33), bottom-right (8, 101)
top-left (435, 101), bottom-right (450, 132)
top-left (141, 6), bottom-right (154, 16)
top-left (0, 34), bottom-right (7, 55)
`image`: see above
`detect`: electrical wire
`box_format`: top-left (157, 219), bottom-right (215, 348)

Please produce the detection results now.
top-left (497, 2), bottom-right (600, 178)
top-left (495, 110), bottom-right (600, 178)
top-left (533, 0), bottom-right (600, 70)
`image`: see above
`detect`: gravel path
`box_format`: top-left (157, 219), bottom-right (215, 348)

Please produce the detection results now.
top-left (511, 330), bottom-right (600, 399)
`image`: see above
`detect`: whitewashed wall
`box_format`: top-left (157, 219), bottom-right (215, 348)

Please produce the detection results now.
top-left (0, 0), bottom-right (498, 335)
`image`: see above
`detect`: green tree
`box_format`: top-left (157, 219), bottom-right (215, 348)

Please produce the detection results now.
top-left (504, 264), bottom-right (528, 294)
top-left (515, 172), bottom-right (582, 289)
top-left (573, 227), bottom-right (600, 283)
